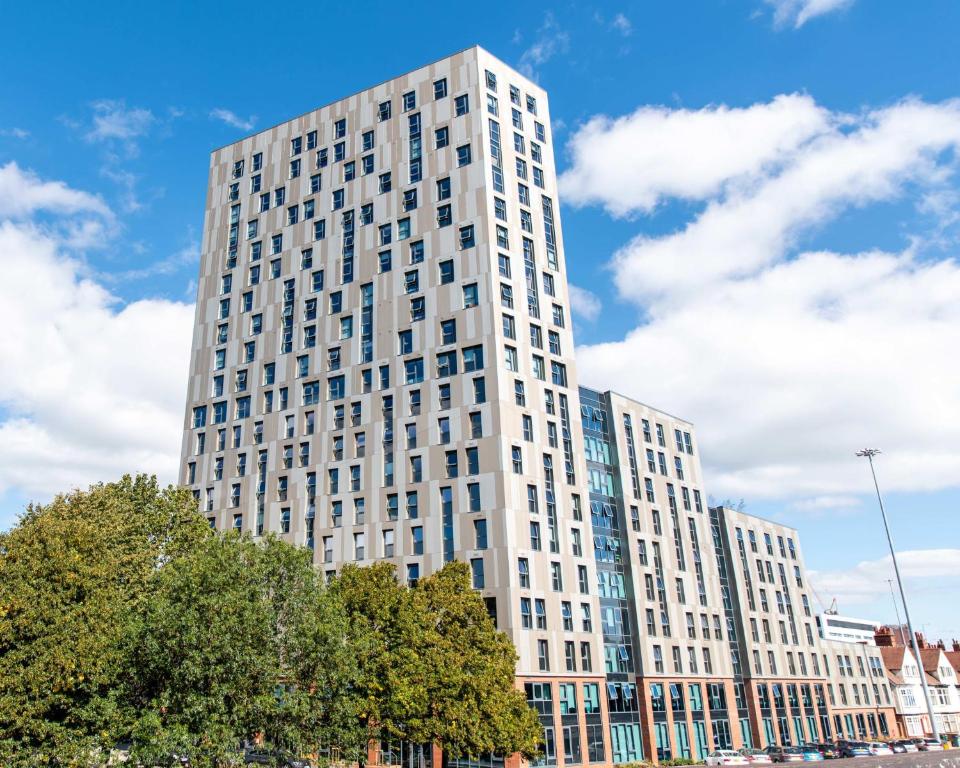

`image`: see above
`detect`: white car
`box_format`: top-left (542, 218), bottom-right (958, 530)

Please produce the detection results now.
top-left (867, 743), bottom-right (893, 756)
top-left (707, 750), bottom-right (750, 766)
top-left (918, 738), bottom-right (944, 751)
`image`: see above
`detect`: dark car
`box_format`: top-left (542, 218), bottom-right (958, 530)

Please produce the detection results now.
top-left (814, 743), bottom-right (839, 759)
top-left (765, 746), bottom-right (805, 763)
top-left (836, 741), bottom-right (870, 758)
top-left (244, 749), bottom-right (314, 768)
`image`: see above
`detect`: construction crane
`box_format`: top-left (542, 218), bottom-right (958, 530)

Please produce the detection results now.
top-left (809, 581), bottom-right (838, 615)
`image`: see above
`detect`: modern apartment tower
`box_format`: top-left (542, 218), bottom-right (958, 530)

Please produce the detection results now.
top-left (180, 45), bottom-right (910, 768)
top-left (182, 46), bottom-right (616, 767)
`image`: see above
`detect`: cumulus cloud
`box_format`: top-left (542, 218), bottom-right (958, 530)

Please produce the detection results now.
top-left (568, 284), bottom-right (602, 322)
top-left (809, 549), bottom-right (960, 608)
top-left (764, 0), bottom-right (854, 29)
top-left (0, 128), bottom-right (29, 139)
top-left (615, 100), bottom-right (960, 304)
top-left (0, 164), bottom-right (194, 518)
top-left (562, 96), bottom-right (960, 500)
top-left (517, 12), bottom-right (570, 80)
top-left (579, 246), bottom-right (960, 499)
top-left (560, 94), bottom-right (831, 217)
top-left (210, 108), bottom-right (257, 132)
top-left (0, 161), bottom-right (111, 219)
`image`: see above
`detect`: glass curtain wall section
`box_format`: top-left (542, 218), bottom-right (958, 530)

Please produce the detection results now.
top-left (580, 387), bottom-right (644, 763)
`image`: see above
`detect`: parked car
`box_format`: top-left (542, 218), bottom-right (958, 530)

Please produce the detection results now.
top-left (799, 746), bottom-right (825, 762)
top-left (889, 742), bottom-right (907, 754)
top-left (867, 742), bottom-right (893, 756)
top-left (244, 749), bottom-right (314, 767)
top-left (836, 741), bottom-right (871, 758)
top-left (813, 743), bottom-right (839, 759)
top-left (892, 739), bottom-right (919, 753)
top-left (917, 738), bottom-right (944, 752)
top-left (740, 748), bottom-right (773, 764)
top-left (706, 749), bottom-right (750, 766)
top-left (765, 746), bottom-right (805, 763)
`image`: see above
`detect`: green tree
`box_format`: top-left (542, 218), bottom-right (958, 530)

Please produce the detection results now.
top-left (123, 534), bottom-right (361, 767)
top-left (258, 538), bottom-right (365, 762)
top-left (0, 475), bottom-right (208, 766)
top-left (334, 561), bottom-right (542, 761)
top-left (409, 562), bottom-right (542, 760)
top-left (0, 474), bottom-right (542, 766)
top-left (332, 562), bottom-right (428, 749)
top-left (123, 531), bottom-right (278, 766)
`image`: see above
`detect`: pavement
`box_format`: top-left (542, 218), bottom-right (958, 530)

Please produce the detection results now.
top-left (814, 752), bottom-right (960, 768)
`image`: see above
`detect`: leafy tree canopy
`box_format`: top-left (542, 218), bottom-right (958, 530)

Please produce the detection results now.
top-left (335, 561), bottom-right (542, 761)
top-left (0, 477), bottom-right (542, 766)
top-left (0, 475), bottom-right (208, 766)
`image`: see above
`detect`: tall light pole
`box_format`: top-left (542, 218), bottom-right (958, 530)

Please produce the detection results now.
top-left (856, 449), bottom-right (941, 742)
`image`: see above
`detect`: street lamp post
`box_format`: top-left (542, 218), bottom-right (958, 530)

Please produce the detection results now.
top-left (856, 449), bottom-right (941, 742)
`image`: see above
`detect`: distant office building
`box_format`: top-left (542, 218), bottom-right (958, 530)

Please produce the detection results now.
top-left (818, 615), bottom-right (880, 645)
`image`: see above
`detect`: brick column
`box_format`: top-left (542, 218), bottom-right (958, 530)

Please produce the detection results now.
top-left (726, 679), bottom-right (743, 750)
top-left (636, 677), bottom-right (660, 763)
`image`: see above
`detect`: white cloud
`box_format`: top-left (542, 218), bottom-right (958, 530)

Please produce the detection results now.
top-left (86, 99), bottom-right (154, 144)
top-left (560, 94), bottom-right (831, 217)
top-left (611, 13), bottom-right (632, 36)
top-left (568, 283), bottom-right (602, 322)
top-left (564, 96), bottom-right (960, 500)
top-left (0, 166), bottom-right (194, 516)
top-left (517, 12), bottom-right (570, 80)
top-left (0, 161), bottom-right (111, 219)
top-left (210, 108), bottom-right (257, 132)
top-left (579, 247), bottom-right (960, 499)
top-left (0, 128), bottom-right (29, 139)
top-left (608, 99), bottom-right (960, 305)
top-left (764, 0), bottom-right (854, 28)
top-left (809, 549), bottom-right (960, 608)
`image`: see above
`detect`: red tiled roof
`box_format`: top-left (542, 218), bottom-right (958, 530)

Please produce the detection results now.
top-left (879, 646), bottom-right (906, 671)
top-left (918, 649), bottom-right (944, 673)
top-left (945, 650), bottom-right (960, 673)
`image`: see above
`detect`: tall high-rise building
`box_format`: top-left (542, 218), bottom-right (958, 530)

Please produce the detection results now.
top-left (181, 45), bottom-right (616, 766)
top-left (180, 46), bottom-right (909, 767)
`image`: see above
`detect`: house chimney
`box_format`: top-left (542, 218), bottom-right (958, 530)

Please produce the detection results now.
top-left (875, 626), bottom-right (895, 647)
top-left (953, 639), bottom-right (960, 653)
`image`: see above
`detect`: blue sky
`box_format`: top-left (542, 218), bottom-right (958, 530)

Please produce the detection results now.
top-left (1, 0), bottom-right (959, 639)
